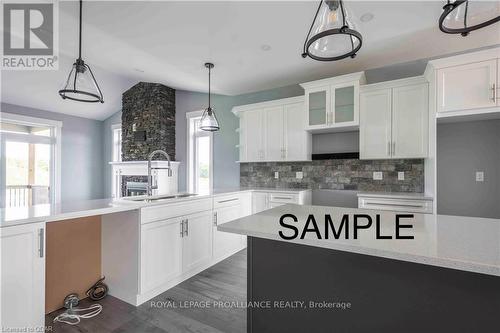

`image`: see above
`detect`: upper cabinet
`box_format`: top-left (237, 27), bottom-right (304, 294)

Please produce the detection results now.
top-left (234, 96), bottom-right (312, 163)
top-left (360, 77), bottom-right (429, 160)
top-left (426, 47), bottom-right (500, 120)
top-left (437, 59), bottom-right (497, 113)
top-left (300, 72), bottom-right (366, 133)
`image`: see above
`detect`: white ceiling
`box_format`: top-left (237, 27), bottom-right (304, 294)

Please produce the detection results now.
top-left (1, 1), bottom-right (499, 120)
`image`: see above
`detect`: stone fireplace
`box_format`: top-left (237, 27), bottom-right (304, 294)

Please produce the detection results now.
top-left (121, 82), bottom-right (176, 161)
top-left (110, 82), bottom-right (179, 198)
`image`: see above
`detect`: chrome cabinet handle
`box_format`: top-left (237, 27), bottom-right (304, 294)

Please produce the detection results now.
top-left (213, 212), bottom-right (218, 226)
top-left (38, 228), bottom-right (44, 258)
top-left (492, 83), bottom-right (496, 102)
top-left (185, 219), bottom-right (189, 237)
top-left (180, 220), bottom-right (184, 237)
top-left (392, 142), bottom-right (396, 156)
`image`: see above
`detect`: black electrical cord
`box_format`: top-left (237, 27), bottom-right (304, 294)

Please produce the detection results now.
top-left (86, 277), bottom-right (108, 301)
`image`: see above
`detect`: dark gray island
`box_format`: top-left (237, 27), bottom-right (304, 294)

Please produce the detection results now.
top-left (218, 204), bottom-right (500, 333)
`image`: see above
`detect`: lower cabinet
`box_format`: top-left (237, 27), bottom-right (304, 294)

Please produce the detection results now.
top-left (252, 192), bottom-right (269, 213)
top-left (213, 204), bottom-right (244, 261)
top-left (140, 210), bottom-right (213, 294)
top-left (0, 222), bottom-right (45, 330)
top-left (182, 211), bottom-right (213, 273)
top-left (141, 217), bottom-right (183, 293)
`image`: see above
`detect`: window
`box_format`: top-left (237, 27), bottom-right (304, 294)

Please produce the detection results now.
top-left (187, 111), bottom-right (213, 194)
top-left (112, 124), bottom-right (122, 162)
top-left (0, 113), bottom-right (62, 207)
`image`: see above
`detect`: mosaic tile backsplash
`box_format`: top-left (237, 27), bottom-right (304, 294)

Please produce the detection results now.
top-left (240, 159), bottom-right (424, 193)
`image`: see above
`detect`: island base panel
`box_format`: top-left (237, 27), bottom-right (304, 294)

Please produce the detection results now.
top-left (247, 237), bottom-right (500, 333)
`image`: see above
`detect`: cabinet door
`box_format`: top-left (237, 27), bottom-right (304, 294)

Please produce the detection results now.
top-left (141, 218), bottom-right (182, 293)
top-left (182, 211), bottom-right (212, 273)
top-left (392, 83), bottom-right (429, 158)
top-left (265, 106), bottom-right (284, 161)
top-left (213, 205), bottom-right (244, 261)
top-left (284, 102), bottom-right (308, 161)
top-left (252, 192), bottom-right (269, 213)
top-left (1, 222), bottom-right (45, 329)
top-left (331, 83), bottom-right (358, 125)
top-left (306, 86), bottom-right (330, 128)
top-left (238, 113), bottom-right (247, 162)
top-left (360, 89), bottom-right (392, 159)
top-left (437, 59), bottom-right (497, 113)
top-left (244, 109), bottom-right (265, 161)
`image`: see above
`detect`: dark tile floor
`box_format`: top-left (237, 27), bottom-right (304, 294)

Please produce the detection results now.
top-left (46, 250), bottom-right (247, 333)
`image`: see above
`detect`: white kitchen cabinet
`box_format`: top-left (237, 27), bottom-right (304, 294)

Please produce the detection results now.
top-left (234, 96), bottom-right (311, 162)
top-left (360, 77), bottom-right (429, 159)
top-left (360, 88), bottom-right (392, 159)
top-left (284, 102), bottom-right (310, 160)
top-left (0, 222), bottom-right (45, 330)
top-left (242, 108), bottom-right (266, 161)
top-left (213, 204), bottom-right (244, 261)
top-left (300, 72), bottom-right (365, 132)
top-left (265, 106), bottom-right (285, 161)
top-left (392, 84), bottom-right (429, 158)
top-left (141, 217), bottom-right (183, 293)
top-left (252, 192), bottom-right (269, 213)
top-left (182, 211), bottom-right (213, 273)
top-left (437, 59), bottom-right (497, 113)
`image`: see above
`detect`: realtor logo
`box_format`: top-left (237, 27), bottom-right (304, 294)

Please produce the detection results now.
top-left (2, 1), bottom-right (58, 69)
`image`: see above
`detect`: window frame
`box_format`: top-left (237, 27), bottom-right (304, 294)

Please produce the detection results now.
top-left (0, 112), bottom-right (62, 206)
top-left (111, 123), bottom-right (122, 162)
top-left (186, 110), bottom-right (213, 194)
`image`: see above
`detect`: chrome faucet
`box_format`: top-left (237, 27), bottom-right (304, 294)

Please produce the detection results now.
top-left (147, 149), bottom-right (172, 197)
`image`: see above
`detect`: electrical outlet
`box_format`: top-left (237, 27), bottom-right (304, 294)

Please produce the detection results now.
top-left (373, 172), bottom-right (383, 180)
top-left (398, 172), bottom-right (405, 181)
top-left (296, 171), bottom-right (303, 179)
top-left (274, 171), bottom-right (279, 179)
top-left (476, 171), bottom-right (484, 182)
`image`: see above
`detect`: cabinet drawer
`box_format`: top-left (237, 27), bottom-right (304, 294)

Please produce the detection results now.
top-left (358, 197), bottom-right (433, 214)
top-left (269, 192), bottom-right (299, 204)
top-left (213, 194), bottom-right (242, 209)
top-left (141, 198), bottom-right (212, 224)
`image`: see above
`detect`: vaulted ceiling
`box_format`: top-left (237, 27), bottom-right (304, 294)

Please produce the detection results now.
top-left (2, 1), bottom-right (499, 120)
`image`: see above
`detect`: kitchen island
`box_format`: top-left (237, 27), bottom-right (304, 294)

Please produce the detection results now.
top-left (0, 188), bottom-right (310, 330)
top-left (218, 204), bottom-right (500, 333)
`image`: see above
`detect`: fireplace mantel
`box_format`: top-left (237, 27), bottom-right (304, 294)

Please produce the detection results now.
top-left (109, 161), bottom-right (180, 198)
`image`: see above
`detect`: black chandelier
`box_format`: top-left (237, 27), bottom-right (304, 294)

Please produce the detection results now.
top-left (302, 0), bottom-right (362, 61)
top-left (199, 63), bottom-right (220, 132)
top-left (439, 0), bottom-right (500, 37)
top-left (59, 0), bottom-right (104, 103)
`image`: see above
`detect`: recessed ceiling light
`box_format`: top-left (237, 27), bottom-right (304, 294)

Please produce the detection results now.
top-left (261, 44), bottom-right (272, 51)
top-left (360, 13), bottom-right (374, 23)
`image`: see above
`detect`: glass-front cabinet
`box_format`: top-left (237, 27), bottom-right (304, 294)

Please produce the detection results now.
top-left (302, 72), bottom-right (365, 132)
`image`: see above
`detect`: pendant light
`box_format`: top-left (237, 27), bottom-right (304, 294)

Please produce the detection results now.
top-left (199, 63), bottom-right (220, 132)
top-left (302, 0), bottom-right (362, 61)
top-left (439, 0), bottom-right (500, 36)
top-left (59, 0), bottom-right (104, 103)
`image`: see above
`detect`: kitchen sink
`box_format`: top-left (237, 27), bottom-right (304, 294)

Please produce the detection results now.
top-left (123, 193), bottom-right (198, 202)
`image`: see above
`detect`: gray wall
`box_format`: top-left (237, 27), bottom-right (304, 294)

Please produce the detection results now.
top-left (1, 102), bottom-right (104, 201)
top-left (175, 90), bottom-right (239, 191)
top-left (437, 120), bottom-right (500, 218)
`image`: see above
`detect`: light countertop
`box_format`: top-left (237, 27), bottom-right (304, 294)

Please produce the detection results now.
top-left (0, 187), bottom-right (311, 228)
top-left (218, 204), bottom-right (500, 277)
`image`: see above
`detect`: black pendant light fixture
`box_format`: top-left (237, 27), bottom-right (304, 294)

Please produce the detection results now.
top-left (199, 63), bottom-right (220, 132)
top-left (59, 0), bottom-right (104, 103)
top-left (439, 1), bottom-right (500, 37)
top-left (302, 0), bottom-right (362, 61)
